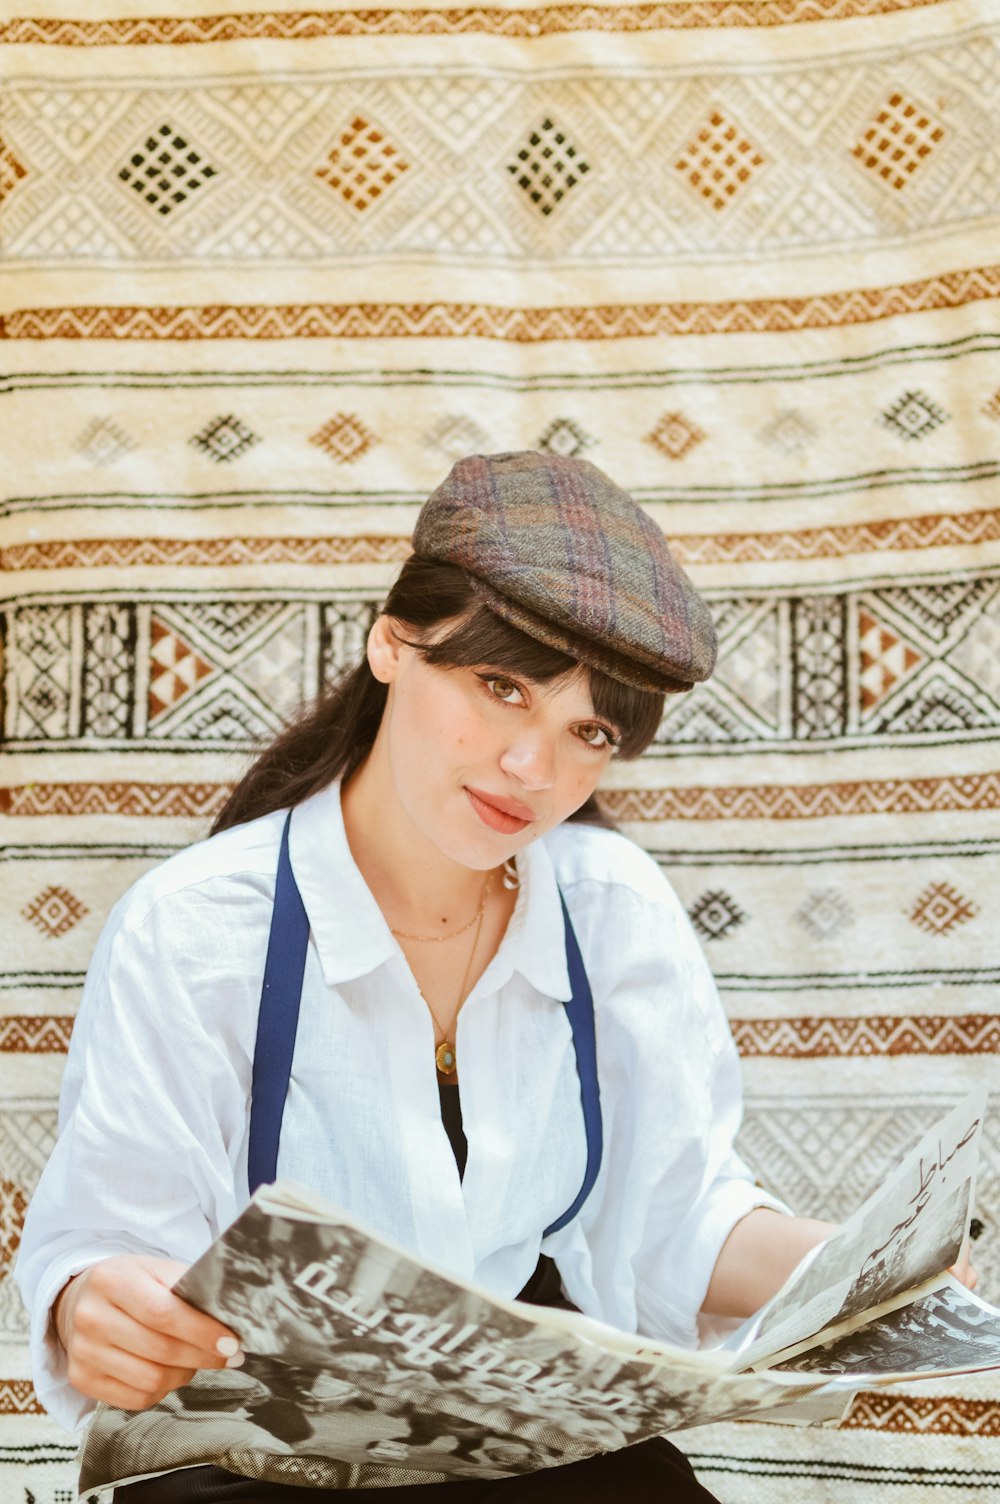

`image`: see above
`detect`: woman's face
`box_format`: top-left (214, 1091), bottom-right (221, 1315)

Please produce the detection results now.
top-left (367, 617), bottom-right (618, 871)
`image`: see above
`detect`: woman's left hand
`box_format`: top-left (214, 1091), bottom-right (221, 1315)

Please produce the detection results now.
top-left (949, 1243), bottom-right (978, 1292)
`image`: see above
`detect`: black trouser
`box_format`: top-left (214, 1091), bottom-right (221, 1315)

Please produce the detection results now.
top-left (113, 1437), bottom-right (719, 1501)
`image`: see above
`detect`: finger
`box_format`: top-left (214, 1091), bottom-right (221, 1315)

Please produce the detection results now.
top-left (108, 1272), bottom-right (240, 1360)
top-left (68, 1347), bottom-right (197, 1411)
top-left (72, 1299), bottom-right (237, 1374)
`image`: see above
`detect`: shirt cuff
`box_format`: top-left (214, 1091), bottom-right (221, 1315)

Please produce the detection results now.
top-left (25, 1242), bottom-right (155, 1432)
top-left (637, 1181), bottom-right (792, 1349)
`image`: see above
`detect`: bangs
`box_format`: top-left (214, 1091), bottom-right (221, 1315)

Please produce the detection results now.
top-left (417, 602), bottom-right (664, 759)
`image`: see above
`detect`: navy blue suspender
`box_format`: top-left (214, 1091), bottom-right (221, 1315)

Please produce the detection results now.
top-left (248, 811), bottom-right (602, 1238)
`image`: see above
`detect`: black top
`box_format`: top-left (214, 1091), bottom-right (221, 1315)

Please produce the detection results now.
top-left (437, 1080), bottom-right (468, 1180)
top-left (436, 1079), bottom-right (572, 1310)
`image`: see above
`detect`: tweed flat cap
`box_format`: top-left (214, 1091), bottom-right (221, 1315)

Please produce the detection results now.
top-left (412, 451), bottom-right (716, 693)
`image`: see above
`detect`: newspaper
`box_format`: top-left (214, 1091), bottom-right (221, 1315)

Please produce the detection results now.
top-left (79, 1090), bottom-right (992, 1494)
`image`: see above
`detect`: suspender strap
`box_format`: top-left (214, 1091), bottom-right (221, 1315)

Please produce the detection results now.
top-left (542, 895), bottom-right (603, 1237)
top-left (249, 812), bottom-right (604, 1232)
top-left (248, 813), bottom-right (310, 1195)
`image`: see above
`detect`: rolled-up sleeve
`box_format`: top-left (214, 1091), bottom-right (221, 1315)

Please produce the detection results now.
top-left (552, 857), bottom-right (789, 1347)
top-left (15, 884), bottom-right (258, 1430)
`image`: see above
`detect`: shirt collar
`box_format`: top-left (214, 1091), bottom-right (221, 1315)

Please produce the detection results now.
top-left (289, 780), bottom-right (398, 987)
top-left (288, 780), bottom-right (571, 1001)
top-left (492, 835), bottom-right (572, 1002)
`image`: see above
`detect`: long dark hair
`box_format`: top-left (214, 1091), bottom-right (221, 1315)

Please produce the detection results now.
top-left (211, 558), bottom-right (665, 835)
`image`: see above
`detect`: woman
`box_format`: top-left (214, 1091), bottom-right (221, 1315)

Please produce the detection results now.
top-left (19, 452), bottom-right (836, 1501)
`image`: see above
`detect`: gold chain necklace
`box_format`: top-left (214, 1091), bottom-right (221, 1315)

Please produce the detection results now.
top-left (390, 872), bottom-right (495, 943)
top-left (392, 873), bottom-right (495, 1075)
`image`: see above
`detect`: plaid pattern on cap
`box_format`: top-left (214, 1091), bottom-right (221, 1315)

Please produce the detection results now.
top-left (412, 451), bottom-right (717, 693)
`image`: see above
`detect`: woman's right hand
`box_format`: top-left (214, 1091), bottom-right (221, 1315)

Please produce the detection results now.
top-left (53, 1255), bottom-right (244, 1412)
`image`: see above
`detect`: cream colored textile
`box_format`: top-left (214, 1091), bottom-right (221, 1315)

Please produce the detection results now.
top-left (2, 0), bottom-right (999, 1496)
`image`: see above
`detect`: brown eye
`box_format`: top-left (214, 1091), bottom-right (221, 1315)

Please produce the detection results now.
top-left (484, 676), bottom-right (523, 705)
top-left (576, 723), bottom-right (614, 748)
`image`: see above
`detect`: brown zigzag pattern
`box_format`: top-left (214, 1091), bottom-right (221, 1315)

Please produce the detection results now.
top-left (0, 783), bottom-right (229, 819)
top-left (678, 507), bottom-right (1000, 563)
top-left (0, 0), bottom-right (949, 45)
top-left (5, 774), bottom-right (1000, 820)
top-left (3, 266), bottom-right (997, 342)
top-left (5, 509), bottom-right (1000, 572)
top-left (843, 1392), bottom-right (1000, 1436)
top-left (600, 773), bottom-right (1000, 820)
top-left (0, 1016), bottom-right (75, 1053)
top-left (730, 1015), bottom-right (1000, 1058)
top-left (0, 1381), bottom-right (42, 1416)
top-left (2, 536), bottom-right (412, 570)
top-left (6, 1014), bottom-right (995, 1058)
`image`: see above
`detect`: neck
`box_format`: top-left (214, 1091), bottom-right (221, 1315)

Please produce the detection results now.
top-left (340, 739), bottom-right (491, 934)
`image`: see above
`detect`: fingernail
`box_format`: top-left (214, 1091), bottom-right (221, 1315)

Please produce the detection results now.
top-left (226, 1352), bottom-right (245, 1369)
top-left (216, 1336), bottom-right (240, 1357)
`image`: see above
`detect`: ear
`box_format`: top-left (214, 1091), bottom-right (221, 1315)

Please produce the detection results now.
top-left (367, 614), bottom-right (405, 684)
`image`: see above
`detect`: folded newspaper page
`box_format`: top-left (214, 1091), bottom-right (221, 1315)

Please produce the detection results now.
top-left (78, 1092), bottom-right (991, 1493)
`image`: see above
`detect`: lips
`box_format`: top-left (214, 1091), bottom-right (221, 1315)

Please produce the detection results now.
top-left (465, 786), bottom-right (535, 834)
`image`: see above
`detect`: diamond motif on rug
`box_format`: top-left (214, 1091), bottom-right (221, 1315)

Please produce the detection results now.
top-left (191, 414), bottom-right (260, 464)
top-left (909, 882), bottom-right (977, 936)
top-left (852, 91), bottom-right (945, 191)
top-left (423, 414), bottom-right (491, 460)
top-left (315, 115), bottom-right (410, 212)
top-left (674, 109), bottom-right (765, 211)
top-left (73, 418), bottom-right (136, 466)
top-left (310, 413), bottom-right (378, 464)
top-left (858, 608), bottom-right (924, 711)
top-left (0, 135), bottom-right (29, 206)
top-left (118, 123), bottom-right (219, 217)
top-left (689, 890), bottom-right (746, 941)
top-left (538, 418), bottom-right (592, 457)
top-left (983, 388), bottom-right (1000, 424)
top-left (149, 617), bottom-right (215, 720)
top-left (881, 389), bottom-right (949, 442)
top-left (507, 117), bottom-right (590, 217)
top-left (22, 886), bottom-right (89, 940)
top-left (795, 889), bottom-right (854, 940)
top-left (646, 411), bottom-right (705, 460)
top-left (759, 409), bottom-right (818, 454)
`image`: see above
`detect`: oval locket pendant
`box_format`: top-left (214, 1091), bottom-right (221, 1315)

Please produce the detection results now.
top-left (435, 1040), bottom-right (457, 1074)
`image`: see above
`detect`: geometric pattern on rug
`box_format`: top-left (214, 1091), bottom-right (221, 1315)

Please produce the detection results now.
top-left (5, 578), bottom-right (999, 751)
top-left (3, 5), bottom-right (1000, 1502)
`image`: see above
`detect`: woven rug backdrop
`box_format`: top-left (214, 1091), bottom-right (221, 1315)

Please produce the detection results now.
top-left (2, 0), bottom-right (999, 1498)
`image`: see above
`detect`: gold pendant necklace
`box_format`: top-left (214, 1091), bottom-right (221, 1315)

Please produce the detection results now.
top-left (407, 876), bottom-right (492, 1076)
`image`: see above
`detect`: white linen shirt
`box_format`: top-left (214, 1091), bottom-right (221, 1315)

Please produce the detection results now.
top-left (17, 779), bottom-right (786, 1431)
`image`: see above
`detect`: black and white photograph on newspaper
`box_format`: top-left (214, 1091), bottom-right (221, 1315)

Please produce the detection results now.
top-left (79, 1196), bottom-right (726, 1492)
top-left (775, 1280), bottom-right (1000, 1381)
top-left (740, 1091), bottom-right (985, 1363)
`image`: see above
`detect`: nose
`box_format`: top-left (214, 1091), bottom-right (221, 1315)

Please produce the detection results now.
top-left (498, 732), bottom-right (557, 790)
